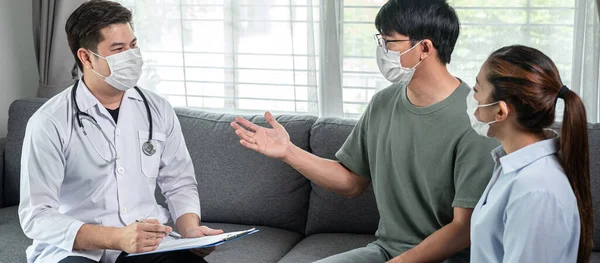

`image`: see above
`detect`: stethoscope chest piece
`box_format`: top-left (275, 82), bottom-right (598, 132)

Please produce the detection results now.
top-left (142, 140), bottom-right (156, 156)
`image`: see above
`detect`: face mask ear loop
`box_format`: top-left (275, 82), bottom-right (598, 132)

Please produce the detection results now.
top-left (89, 50), bottom-right (107, 60)
top-left (484, 101), bottom-right (505, 125)
top-left (411, 59), bottom-right (424, 69)
top-left (399, 40), bottom-right (423, 56)
top-left (399, 41), bottom-right (424, 69)
top-left (477, 101), bottom-right (500, 108)
top-left (91, 68), bottom-right (108, 79)
top-left (88, 49), bottom-right (110, 80)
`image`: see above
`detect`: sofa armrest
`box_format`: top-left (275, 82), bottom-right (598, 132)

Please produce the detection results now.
top-left (0, 137), bottom-right (5, 208)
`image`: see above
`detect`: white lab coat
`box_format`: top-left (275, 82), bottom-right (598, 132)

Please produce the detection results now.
top-left (18, 80), bottom-right (200, 263)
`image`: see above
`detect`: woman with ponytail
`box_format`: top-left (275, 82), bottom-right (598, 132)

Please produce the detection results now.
top-left (467, 45), bottom-right (593, 263)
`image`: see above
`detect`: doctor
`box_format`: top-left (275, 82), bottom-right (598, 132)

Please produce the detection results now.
top-left (18, 1), bottom-right (222, 263)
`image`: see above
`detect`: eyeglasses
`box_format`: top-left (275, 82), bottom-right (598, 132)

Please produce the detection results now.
top-left (374, 34), bottom-right (411, 53)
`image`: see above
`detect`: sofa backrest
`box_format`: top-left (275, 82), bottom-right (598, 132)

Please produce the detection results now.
top-left (3, 98), bottom-right (316, 233)
top-left (582, 123), bottom-right (600, 251)
top-left (172, 108), bottom-right (316, 233)
top-left (305, 118), bottom-right (380, 235)
top-left (4, 98), bottom-right (48, 207)
top-left (550, 123), bottom-right (600, 251)
top-left (0, 137), bottom-right (6, 208)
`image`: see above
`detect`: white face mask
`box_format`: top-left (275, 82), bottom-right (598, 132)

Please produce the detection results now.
top-left (466, 88), bottom-right (500, 138)
top-left (376, 41), bottom-right (423, 85)
top-left (90, 48), bottom-right (144, 91)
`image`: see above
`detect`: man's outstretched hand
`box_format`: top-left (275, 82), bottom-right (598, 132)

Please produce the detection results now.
top-left (230, 111), bottom-right (292, 159)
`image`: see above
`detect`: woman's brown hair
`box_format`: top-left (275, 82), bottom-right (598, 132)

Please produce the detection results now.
top-left (485, 45), bottom-right (593, 263)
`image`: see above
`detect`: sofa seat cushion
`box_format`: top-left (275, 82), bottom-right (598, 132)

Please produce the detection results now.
top-left (278, 233), bottom-right (376, 263)
top-left (203, 222), bottom-right (304, 263)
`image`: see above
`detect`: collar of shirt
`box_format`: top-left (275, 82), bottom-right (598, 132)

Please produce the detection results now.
top-left (75, 79), bottom-right (144, 112)
top-left (490, 132), bottom-right (560, 174)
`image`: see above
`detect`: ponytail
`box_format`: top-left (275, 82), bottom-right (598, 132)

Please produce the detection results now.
top-left (560, 89), bottom-right (593, 263)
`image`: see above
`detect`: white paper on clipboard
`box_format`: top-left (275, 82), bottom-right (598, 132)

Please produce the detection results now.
top-left (128, 228), bottom-right (259, 257)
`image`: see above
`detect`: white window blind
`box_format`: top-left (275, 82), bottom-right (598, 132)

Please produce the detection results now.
top-left (118, 0), bottom-right (321, 115)
top-left (119, 0), bottom-right (577, 118)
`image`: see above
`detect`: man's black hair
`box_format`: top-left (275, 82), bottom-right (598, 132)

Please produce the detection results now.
top-left (375, 0), bottom-right (460, 64)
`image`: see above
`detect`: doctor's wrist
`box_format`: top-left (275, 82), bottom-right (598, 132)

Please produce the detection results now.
top-left (110, 227), bottom-right (126, 251)
top-left (73, 224), bottom-right (123, 251)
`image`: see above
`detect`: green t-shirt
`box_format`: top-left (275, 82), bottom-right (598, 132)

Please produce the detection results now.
top-left (335, 82), bottom-right (499, 262)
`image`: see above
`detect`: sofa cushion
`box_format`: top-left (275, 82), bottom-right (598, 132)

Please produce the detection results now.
top-left (586, 123), bottom-right (600, 251)
top-left (203, 222), bottom-right (303, 263)
top-left (305, 118), bottom-right (379, 235)
top-left (0, 137), bottom-right (6, 208)
top-left (174, 109), bottom-right (316, 234)
top-left (5, 98), bottom-right (48, 207)
top-left (553, 123), bottom-right (600, 251)
top-left (277, 233), bottom-right (377, 263)
top-left (0, 205), bottom-right (31, 262)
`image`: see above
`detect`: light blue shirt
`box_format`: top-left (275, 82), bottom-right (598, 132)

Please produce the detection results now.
top-left (470, 136), bottom-right (580, 263)
top-left (18, 80), bottom-right (201, 263)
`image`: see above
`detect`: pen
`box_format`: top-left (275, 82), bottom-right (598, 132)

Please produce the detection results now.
top-left (135, 219), bottom-right (182, 238)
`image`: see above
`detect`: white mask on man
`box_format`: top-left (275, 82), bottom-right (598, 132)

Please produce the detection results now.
top-left (89, 48), bottom-right (144, 91)
top-left (376, 41), bottom-right (423, 85)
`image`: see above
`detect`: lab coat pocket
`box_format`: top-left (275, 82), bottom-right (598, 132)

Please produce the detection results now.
top-left (138, 130), bottom-right (167, 177)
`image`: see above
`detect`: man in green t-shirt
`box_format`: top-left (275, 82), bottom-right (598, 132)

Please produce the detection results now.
top-left (230, 0), bottom-right (498, 262)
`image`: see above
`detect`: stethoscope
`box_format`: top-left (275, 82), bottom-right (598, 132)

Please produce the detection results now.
top-left (71, 79), bottom-right (156, 163)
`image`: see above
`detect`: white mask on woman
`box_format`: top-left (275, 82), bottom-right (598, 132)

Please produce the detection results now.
top-left (466, 88), bottom-right (499, 138)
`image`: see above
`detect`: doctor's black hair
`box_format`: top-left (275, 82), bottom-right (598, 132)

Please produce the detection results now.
top-left (374, 0), bottom-right (460, 64)
top-left (65, 0), bottom-right (133, 71)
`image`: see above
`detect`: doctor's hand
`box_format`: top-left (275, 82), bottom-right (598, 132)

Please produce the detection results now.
top-left (231, 111), bottom-right (292, 160)
top-left (183, 226), bottom-right (224, 258)
top-left (116, 219), bottom-right (171, 254)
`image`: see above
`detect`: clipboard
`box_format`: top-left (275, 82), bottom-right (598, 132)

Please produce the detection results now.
top-left (127, 228), bottom-right (259, 256)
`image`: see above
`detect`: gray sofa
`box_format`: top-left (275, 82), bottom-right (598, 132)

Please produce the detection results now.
top-left (0, 98), bottom-right (599, 263)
